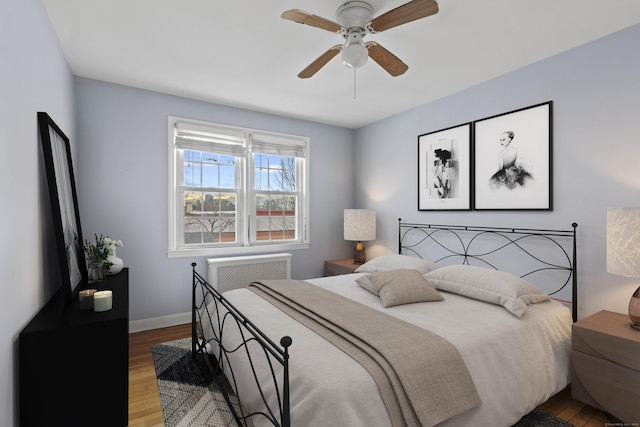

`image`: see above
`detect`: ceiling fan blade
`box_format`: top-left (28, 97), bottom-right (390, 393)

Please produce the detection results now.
top-left (366, 42), bottom-right (408, 76)
top-left (298, 46), bottom-right (342, 79)
top-left (282, 10), bottom-right (342, 33)
top-left (368, 0), bottom-right (439, 33)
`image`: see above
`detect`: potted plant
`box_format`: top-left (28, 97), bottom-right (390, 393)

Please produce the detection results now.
top-left (83, 234), bottom-right (113, 282)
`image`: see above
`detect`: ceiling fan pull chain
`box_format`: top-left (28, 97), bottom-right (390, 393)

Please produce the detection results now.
top-left (353, 68), bottom-right (357, 100)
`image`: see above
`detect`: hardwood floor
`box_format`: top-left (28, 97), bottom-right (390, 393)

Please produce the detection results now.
top-left (128, 323), bottom-right (192, 427)
top-left (127, 324), bottom-right (609, 427)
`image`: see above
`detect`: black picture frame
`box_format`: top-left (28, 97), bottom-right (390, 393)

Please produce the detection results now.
top-left (473, 101), bottom-right (552, 210)
top-left (418, 122), bottom-right (472, 210)
top-left (38, 112), bottom-right (87, 303)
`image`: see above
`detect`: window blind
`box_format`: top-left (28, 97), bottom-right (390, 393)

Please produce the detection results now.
top-left (174, 121), bottom-right (246, 156)
top-left (250, 133), bottom-right (307, 158)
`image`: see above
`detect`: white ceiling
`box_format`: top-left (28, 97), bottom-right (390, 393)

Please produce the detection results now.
top-left (42, 0), bottom-right (640, 129)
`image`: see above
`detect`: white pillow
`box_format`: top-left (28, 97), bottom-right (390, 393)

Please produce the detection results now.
top-left (354, 254), bottom-right (439, 274)
top-left (424, 265), bottom-right (550, 318)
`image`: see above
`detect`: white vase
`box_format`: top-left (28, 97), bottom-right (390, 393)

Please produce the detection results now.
top-left (107, 247), bottom-right (123, 275)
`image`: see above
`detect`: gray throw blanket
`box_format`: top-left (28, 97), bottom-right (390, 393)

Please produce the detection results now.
top-left (248, 280), bottom-right (481, 427)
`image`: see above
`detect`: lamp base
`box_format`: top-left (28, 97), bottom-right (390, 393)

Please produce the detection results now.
top-left (629, 286), bottom-right (640, 332)
top-left (353, 241), bottom-right (366, 265)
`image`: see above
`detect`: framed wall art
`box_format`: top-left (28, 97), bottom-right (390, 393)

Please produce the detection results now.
top-left (38, 112), bottom-right (88, 303)
top-left (473, 101), bottom-right (552, 210)
top-left (418, 122), bottom-right (472, 211)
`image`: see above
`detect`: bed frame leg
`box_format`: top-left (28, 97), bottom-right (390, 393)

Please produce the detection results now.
top-left (572, 223), bottom-right (578, 322)
top-left (281, 336), bottom-right (292, 427)
top-left (191, 262), bottom-right (198, 360)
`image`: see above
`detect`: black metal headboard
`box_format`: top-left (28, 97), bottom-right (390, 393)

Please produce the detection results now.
top-left (398, 220), bottom-right (578, 321)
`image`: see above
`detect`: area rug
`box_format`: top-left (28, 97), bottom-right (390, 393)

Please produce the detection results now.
top-left (513, 409), bottom-right (576, 427)
top-left (152, 337), bottom-right (245, 427)
top-left (153, 337), bottom-right (574, 427)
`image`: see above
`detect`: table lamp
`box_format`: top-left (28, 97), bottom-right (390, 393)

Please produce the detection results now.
top-left (344, 209), bottom-right (376, 264)
top-left (606, 207), bottom-right (640, 330)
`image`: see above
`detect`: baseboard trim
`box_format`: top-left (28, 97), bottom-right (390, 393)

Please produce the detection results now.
top-left (129, 312), bottom-right (191, 333)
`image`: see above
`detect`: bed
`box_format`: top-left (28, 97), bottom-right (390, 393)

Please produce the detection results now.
top-left (191, 220), bottom-right (578, 427)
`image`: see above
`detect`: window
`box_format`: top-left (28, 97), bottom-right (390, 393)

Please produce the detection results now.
top-left (168, 117), bottom-right (309, 257)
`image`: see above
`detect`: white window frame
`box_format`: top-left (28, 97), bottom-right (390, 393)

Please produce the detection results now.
top-left (167, 116), bottom-right (310, 258)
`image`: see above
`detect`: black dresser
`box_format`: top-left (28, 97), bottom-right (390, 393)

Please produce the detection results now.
top-left (19, 268), bottom-right (129, 427)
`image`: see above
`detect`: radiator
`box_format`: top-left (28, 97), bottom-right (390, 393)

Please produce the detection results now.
top-left (206, 253), bottom-right (292, 293)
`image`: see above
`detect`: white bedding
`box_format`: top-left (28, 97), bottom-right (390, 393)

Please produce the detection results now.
top-left (204, 272), bottom-right (572, 427)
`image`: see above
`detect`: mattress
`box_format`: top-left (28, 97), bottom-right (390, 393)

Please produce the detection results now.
top-left (203, 272), bottom-right (573, 427)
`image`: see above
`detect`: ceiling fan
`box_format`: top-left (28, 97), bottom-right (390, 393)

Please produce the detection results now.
top-left (281, 0), bottom-right (439, 79)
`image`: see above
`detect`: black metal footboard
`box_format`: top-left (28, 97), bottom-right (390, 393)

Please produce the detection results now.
top-left (191, 263), bottom-right (292, 427)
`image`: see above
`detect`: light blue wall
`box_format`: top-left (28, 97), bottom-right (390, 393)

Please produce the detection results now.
top-left (354, 24), bottom-right (640, 319)
top-left (74, 78), bottom-right (355, 321)
top-left (1, 0), bottom-right (76, 425)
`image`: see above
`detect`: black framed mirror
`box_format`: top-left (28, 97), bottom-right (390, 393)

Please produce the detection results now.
top-left (38, 112), bottom-right (87, 304)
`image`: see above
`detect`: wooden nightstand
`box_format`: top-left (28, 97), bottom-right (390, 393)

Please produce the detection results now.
top-left (324, 258), bottom-right (361, 276)
top-left (571, 310), bottom-right (640, 423)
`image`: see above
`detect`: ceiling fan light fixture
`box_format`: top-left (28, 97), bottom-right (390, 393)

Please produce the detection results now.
top-left (341, 30), bottom-right (368, 69)
top-left (341, 42), bottom-right (368, 68)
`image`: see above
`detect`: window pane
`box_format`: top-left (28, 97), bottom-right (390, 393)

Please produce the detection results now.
top-left (253, 154), bottom-right (296, 192)
top-left (184, 150), bottom-right (236, 189)
top-left (184, 150), bottom-right (202, 187)
top-left (183, 190), bottom-right (237, 244)
top-left (219, 155), bottom-right (236, 188)
top-left (271, 170), bottom-right (284, 191)
top-left (254, 153), bottom-right (268, 190)
top-left (202, 162), bottom-right (218, 188)
top-left (255, 194), bottom-right (297, 241)
top-left (278, 156), bottom-right (296, 192)
top-left (255, 169), bottom-right (269, 191)
top-left (270, 155), bottom-right (282, 169)
top-left (256, 153), bottom-right (267, 168)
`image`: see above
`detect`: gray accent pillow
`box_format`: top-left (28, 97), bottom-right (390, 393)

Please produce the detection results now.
top-left (424, 265), bottom-right (550, 317)
top-left (354, 254), bottom-right (440, 274)
top-left (356, 269), bottom-right (444, 308)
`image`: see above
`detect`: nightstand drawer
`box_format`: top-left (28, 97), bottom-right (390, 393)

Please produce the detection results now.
top-left (572, 314), bottom-right (640, 371)
top-left (572, 351), bottom-right (640, 422)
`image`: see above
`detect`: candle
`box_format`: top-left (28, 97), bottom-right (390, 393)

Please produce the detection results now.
top-left (78, 289), bottom-right (97, 310)
top-left (93, 290), bottom-right (113, 312)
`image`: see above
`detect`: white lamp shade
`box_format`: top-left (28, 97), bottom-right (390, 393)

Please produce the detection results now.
top-left (344, 209), bottom-right (376, 241)
top-left (607, 207), bottom-right (640, 277)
